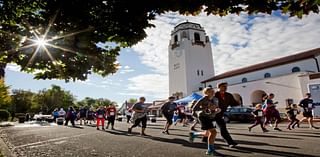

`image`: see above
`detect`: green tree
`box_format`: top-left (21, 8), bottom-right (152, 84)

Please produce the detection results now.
top-left (0, 80), bottom-right (11, 109)
top-left (33, 85), bottom-right (75, 114)
top-left (10, 89), bottom-right (35, 114)
top-left (128, 98), bottom-right (137, 104)
top-left (0, 0), bottom-right (319, 81)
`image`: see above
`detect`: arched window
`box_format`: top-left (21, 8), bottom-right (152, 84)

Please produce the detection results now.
top-left (201, 70), bottom-right (204, 76)
top-left (194, 33), bottom-right (200, 42)
top-left (264, 73), bottom-right (271, 78)
top-left (174, 35), bottom-right (178, 43)
top-left (242, 78), bottom-right (248, 83)
top-left (182, 31), bottom-right (188, 38)
top-left (292, 67), bottom-right (301, 73)
top-left (197, 70), bottom-right (200, 76)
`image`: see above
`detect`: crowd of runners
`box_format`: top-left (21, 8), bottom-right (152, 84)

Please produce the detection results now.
top-left (49, 82), bottom-right (319, 156)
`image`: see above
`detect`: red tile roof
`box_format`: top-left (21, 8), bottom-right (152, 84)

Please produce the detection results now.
top-left (202, 48), bottom-right (320, 83)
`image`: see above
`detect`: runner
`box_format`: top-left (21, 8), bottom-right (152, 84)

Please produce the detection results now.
top-left (286, 104), bottom-right (300, 130)
top-left (78, 107), bottom-right (87, 125)
top-left (248, 104), bottom-right (268, 132)
top-left (86, 107), bottom-right (95, 125)
top-left (189, 99), bottom-right (199, 131)
top-left (174, 104), bottom-right (187, 127)
top-left (214, 82), bottom-right (239, 147)
top-left (128, 97), bottom-right (148, 136)
top-left (299, 93), bottom-right (319, 129)
top-left (125, 109), bottom-right (132, 123)
top-left (96, 106), bottom-right (106, 130)
top-left (189, 87), bottom-right (221, 155)
top-left (106, 103), bottom-right (117, 130)
top-left (161, 96), bottom-right (177, 134)
top-left (263, 93), bottom-right (282, 131)
top-left (64, 106), bottom-right (76, 127)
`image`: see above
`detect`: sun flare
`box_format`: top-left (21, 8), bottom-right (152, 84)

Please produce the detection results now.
top-left (35, 38), bottom-right (47, 47)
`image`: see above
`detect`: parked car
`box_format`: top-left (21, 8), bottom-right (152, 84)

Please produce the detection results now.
top-left (147, 114), bottom-right (156, 123)
top-left (33, 114), bottom-right (54, 123)
top-left (223, 107), bottom-right (255, 123)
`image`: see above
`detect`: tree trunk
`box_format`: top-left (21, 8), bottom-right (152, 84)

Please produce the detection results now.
top-left (0, 63), bottom-right (6, 79)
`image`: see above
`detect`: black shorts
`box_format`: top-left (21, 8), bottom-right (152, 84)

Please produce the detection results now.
top-left (303, 111), bottom-right (313, 118)
top-left (199, 116), bottom-right (216, 130)
top-left (164, 114), bottom-right (173, 121)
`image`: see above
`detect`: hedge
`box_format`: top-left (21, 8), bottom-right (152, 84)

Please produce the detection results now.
top-left (0, 109), bottom-right (11, 121)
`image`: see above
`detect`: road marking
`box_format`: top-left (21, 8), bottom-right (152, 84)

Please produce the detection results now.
top-left (12, 132), bottom-right (97, 150)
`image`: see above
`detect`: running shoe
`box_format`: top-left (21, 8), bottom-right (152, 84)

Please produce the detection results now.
top-left (141, 133), bottom-right (148, 136)
top-left (248, 127), bottom-right (251, 132)
top-left (205, 150), bottom-right (222, 156)
top-left (128, 128), bottom-right (132, 134)
top-left (228, 143), bottom-right (238, 148)
top-left (273, 127), bottom-right (282, 131)
top-left (189, 132), bottom-right (195, 143)
top-left (162, 130), bottom-right (170, 134)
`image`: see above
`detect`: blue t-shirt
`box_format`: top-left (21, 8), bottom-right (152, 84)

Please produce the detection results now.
top-left (132, 102), bottom-right (147, 113)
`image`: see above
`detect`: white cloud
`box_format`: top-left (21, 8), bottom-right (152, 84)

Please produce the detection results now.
top-left (134, 12), bottom-right (320, 75)
top-left (124, 65), bottom-right (130, 69)
top-left (129, 12), bottom-right (320, 99)
top-left (101, 79), bottom-right (121, 86)
top-left (125, 74), bottom-right (168, 99)
top-left (6, 64), bottom-right (21, 72)
top-left (77, 79), bottom-right (94, 86)
top-left (119, 65), bottom-right (135, 74)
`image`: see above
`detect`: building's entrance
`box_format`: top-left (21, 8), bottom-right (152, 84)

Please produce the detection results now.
top-left (250, 90), bottom-right (267, 107)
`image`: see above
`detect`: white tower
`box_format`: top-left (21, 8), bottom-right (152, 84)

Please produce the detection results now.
top-left (169, 22), bottom-right (214, 98)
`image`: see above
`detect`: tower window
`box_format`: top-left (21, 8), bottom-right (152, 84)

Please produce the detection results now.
top-left (174, 35), bottom-right (178, 43)
top-left (242, 78), bottom-right (247, 83)
top-left (197, 70), bottom-right (200, 76)
top-left (194, 33), bottom-right (200, 42)
top-left (182, 31), bottom-right (188, 38)
top-left (201, 70), bottom-right (204, 76)
top-left (292, 67), bottom-right (300, 73)
top-left (264, 73), bottom-right (271, 78)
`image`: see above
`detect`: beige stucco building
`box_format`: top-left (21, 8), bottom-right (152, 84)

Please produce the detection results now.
top-left (168, 22), bottom-right (320, 116)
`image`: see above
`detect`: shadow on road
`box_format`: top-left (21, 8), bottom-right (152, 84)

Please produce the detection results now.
top-left (231, 132), bottom-right (302, 140)
top-left (66, 126), bottom-right (84, 129)
top-left (224, 138), bottom-right (299, 149)
top-left (231, 146), bottom-right (318, 157)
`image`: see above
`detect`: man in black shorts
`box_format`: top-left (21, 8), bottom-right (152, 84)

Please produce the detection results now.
top-left (161, 96), bottom-right (177, 134)
top-left (299, 93), bottom-right (319, 129)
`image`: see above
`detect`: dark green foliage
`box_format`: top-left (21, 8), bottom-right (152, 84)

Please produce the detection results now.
top-left (0, 109), bottom-right (11, 121)
top-left (0, 0), bottom-right (319, 81)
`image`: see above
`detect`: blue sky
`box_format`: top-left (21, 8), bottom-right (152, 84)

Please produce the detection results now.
top-left (5, 11), bottom-right (320, 105)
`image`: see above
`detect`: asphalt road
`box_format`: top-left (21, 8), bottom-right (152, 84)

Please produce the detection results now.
top-left (1, 120), bottom-right (320, 157)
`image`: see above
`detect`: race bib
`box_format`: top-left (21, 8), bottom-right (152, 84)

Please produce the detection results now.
top-left (98, 115), bottom-right (104, 118)
top-left (293, 111), bottom-right (297, 115)
top-left (258, 111), bottom-right (263, 117)
top-left (110, 112), bottom-right (115, 116)
top-left (308, 103), bottom-right (313, 108)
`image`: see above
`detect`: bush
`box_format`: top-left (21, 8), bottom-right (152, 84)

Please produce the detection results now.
top-left (0, 109), bottom-right (11, 121)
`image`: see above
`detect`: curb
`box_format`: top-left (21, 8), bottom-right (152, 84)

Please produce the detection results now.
top-left (0, 129), bottom-right (15, 157)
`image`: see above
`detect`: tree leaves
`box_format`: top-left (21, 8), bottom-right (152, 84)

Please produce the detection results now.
top-left (0, 0), bottom-right (319, 81)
